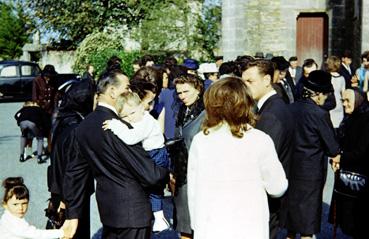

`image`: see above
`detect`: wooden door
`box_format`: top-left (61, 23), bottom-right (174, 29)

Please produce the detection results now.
top-left (296, 13), bottom-right (328, 67)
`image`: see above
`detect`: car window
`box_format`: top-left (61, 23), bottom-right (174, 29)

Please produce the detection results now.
top-left (0, 65), bottom-right (17, 77)
top-left (21, 65), bottom-right (40, 76)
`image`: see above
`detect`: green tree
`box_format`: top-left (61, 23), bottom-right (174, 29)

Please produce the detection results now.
top-left (192, 4), bottom-right (221, 60)
top-left (0, 2), bottom-right (32, 60)
top-left (24, 0), bottom-right (157, 45)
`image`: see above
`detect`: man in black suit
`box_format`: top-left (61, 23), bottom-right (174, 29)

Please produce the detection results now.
top-left (242, 59), bottom-right (294, 239)
top-left (62, 70), bottom-right (169, 239)
top-left (339, 50), bottom-right (354, 89)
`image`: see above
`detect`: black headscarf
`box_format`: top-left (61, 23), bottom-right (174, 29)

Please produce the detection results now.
top-left (337, 89), bottom-right (369, 142)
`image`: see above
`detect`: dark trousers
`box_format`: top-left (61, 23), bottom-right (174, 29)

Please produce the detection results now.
top-left (269, 211), bottom-right (279, 239)
top-left (102, 226), bottom-right (151, 239)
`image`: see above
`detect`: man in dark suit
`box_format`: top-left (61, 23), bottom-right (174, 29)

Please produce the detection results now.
top-left (242, 59), bottom-right (294, 239)
top-left (339, 50), bottom-right (354, 89)
top-left (271, 56), bottom-right (296, 104)
top-left (62, 70), bottom-right (169, 239)
top-left (288, 56), bottom-right (303, 84)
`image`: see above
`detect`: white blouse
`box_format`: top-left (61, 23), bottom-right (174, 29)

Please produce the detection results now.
top-left (0, 210), bottom-right (63, 239)
top-left (187, 124), bottom-right (288, 239)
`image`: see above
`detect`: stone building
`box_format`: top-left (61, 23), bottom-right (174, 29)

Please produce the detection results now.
top-left (222, 0), bottom-right (365, 67)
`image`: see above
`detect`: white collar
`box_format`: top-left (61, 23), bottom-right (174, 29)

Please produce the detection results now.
top-left (257, 90), bottom-right (277, 110)
top-left (98, 102), bottom-right (118, 115)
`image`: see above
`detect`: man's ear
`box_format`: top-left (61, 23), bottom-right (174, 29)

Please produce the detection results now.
top-left (263, 74), bottom-right (272, 85)
top-left (109, 86), bottom-right (117, 99)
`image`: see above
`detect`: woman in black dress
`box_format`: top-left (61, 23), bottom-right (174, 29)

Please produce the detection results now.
top-left (329, 88), bottom-right (369, 239)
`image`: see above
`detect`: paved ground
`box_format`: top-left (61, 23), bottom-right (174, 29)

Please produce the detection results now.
top-left (0, 102), bottom-right (350, 238)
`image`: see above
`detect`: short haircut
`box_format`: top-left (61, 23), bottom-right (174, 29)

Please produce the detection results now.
top-left (2, 177), bottom-right (29, 204)
top-left (289, 56), bottom-right (298, 62)
top-left (244, 59), bottom-right (275, 79)
top-left (140, 55), bottom-right (154, 67)
top-left (116, 91), bottom-right (141, 113)
top-left (325, 56), bottom-right (341, 73)
top-left (302, 58), bottom-right (318, 69)
top-left (173, 74), bottom-right (204, 96)
top-left (96, 69), bottom-right (125, 94)
top-left (203, 77), bottom-right (255, 138)
top-left (361, 51), bottom-right (369, 61)
top-left (341, 50), bottom-right (352, 59)
top-left (219, 61), bottom-right (237, 76)
top-left (131, 66), bottom-right (162, 98)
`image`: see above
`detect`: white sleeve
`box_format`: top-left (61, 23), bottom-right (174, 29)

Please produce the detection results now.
top-left (108, 118), bottom-right (152, 145)
top-left (8, 219), bottom-right (63, 239)
top-left (187, 135), bottom-right (200, 230)
top-left (259, 136), bottom-right (288, 198)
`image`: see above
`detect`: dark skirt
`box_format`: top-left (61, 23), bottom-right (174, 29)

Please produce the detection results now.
top-left (173, 184), bottom-right (192, 234)
top-left (329, 189), bottom-right (369, 238)
top-left (284, 179), bottom-right (325, 235)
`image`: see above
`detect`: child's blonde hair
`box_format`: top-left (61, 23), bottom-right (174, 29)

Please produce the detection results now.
top-left (116, 92), bottom-right (142, 113)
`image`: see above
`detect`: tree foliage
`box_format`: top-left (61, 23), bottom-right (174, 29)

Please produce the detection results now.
top-left (0, 2), bottom-right (32, 60)
top-left (73, 31), bottom-right (141, 77)
top-left (24, 0), bottom-right (157, 45)
top-left (192, 4), bottom-right (222, 60)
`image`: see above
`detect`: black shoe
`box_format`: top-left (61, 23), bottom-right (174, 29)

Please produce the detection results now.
top-left (25, 155), bottom-right (33, 160)
top-left (19, 154), bottom-right (25, 162)
top-left (37, 156), bottom-right (47, 164)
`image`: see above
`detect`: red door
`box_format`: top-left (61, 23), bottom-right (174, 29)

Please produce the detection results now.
top-left (296, 13), bottom-right (328, 67)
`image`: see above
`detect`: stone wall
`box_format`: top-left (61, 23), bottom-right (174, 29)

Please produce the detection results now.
top-left (40, 50), bottom-right (76, 73)
top-left (221, 0), bottom-right (365, 62)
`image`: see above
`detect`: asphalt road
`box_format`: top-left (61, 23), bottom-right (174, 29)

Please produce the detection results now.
top-left (0, 102), bottom-right (350, 239)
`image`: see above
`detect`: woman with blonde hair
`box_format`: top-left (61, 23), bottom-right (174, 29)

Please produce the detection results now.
top-left (187, 77), bottom-right (288, 239)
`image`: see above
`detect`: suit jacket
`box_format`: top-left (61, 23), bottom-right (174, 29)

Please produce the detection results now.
top-left (256, 94), bottom-right (294, 178)
top-left (256, 94), bottom-right (295, 216)
top-left (294, 66), bottom-right (303, 85)
top-left (64, 105), bottom-right (168, 228)
top-left (339, 63), bottom-right (354, 89)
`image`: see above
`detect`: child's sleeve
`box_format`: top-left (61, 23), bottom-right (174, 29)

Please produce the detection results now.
top-left (6, 219), bottom-right (63, 239)
top-left (109, 118), bottom-right (152, 145)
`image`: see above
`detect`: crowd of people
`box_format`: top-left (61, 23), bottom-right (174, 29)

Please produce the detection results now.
top-left (1, 50), bottom-right (369, 239)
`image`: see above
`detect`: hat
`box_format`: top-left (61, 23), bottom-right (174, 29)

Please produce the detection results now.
top-left (198, 63), bottom-right (218, 74)
top-left (271, 56), bottom-right (289, 71)
top-left (42, 64), bottom-right (57, 76)
top-left (304, 70), bottom-right (334, 93)
top-left (182, 58), bottom-right (199, 70)
top-left (254, 52), bottom-right (264, 59)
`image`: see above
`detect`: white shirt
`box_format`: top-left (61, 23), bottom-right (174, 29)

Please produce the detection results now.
top-left (187, 124), bottom-right (288, 239)
top-left (0, 210), bottom-right (63, 239)
top-left (330, 75), bottom-right (346, 128)
top-left (257, 90), bottom-right (277, 110)
top-left (288, 66), bottom-right (296, 78)
top-left (108, 111), bottom-right (164, 150)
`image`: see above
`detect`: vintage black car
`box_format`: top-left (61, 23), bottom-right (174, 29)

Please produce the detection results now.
top-left (0, 60), bottom-right (80, 102)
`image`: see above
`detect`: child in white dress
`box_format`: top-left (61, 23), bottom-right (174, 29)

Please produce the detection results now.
top-left (103, 91), bottom-right (170, 232)
top-left (0, 177), bottom-right (64, 239)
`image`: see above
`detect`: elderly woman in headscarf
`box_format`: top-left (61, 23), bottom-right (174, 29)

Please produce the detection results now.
top-left (329, 88), bottom-right (369, 239)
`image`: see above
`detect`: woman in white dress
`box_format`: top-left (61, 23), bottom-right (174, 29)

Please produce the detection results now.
top-left (187, 77), bottom-right (288, 239)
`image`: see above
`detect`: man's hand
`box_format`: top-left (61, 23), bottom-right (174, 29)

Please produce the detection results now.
top-left (61, 219), bottom-right (78, 239)
top-left (330, 154), bottom-right (341, 172)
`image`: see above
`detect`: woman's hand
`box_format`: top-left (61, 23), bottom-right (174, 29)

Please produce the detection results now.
top-left (102, 120), bottom-right (112, 130)
top-left (330, 154), bottom-right (341, 172)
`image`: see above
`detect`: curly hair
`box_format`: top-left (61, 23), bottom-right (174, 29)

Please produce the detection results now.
top-left (202, 77), bottom-right (256, 138)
